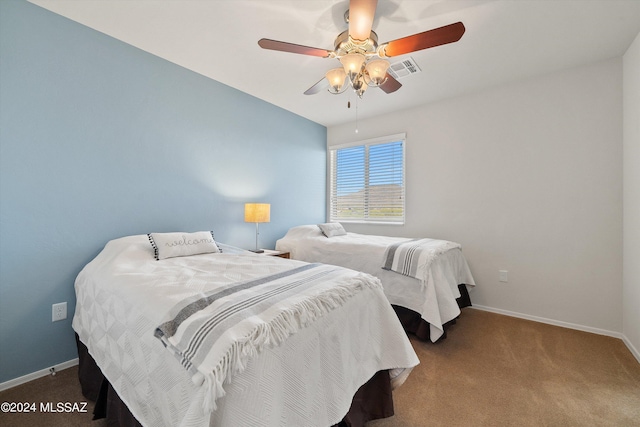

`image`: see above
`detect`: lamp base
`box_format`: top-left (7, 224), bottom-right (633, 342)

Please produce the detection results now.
top-left (249, 249), bottom-right (264, 253)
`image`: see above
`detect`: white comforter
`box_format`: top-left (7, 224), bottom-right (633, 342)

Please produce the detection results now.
top-left (73, 235), bottom-right (418, 427)
top-left (276, 225), bottom-right (476, 342)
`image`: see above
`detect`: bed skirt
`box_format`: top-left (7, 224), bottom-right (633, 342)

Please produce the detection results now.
top-left (75, 335), bottom-right (393, 427)
top-left (392, 283), bottom-right (472, 342)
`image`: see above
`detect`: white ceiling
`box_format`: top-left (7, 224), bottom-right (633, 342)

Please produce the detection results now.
top-left (28, 0), bottom-right (640, 127)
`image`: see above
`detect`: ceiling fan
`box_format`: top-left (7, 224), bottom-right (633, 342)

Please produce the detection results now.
top-left (258, 0), bottom-right (465, 98)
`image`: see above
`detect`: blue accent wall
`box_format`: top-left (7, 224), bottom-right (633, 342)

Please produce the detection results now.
top-left (0, 0), bottom-right (326, 383)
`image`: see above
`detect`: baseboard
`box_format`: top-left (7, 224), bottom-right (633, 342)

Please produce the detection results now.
top-left (622, 335), bottom-right (640, 364)
top-left (0, 358), bottom-right (79, 392)
top-left (471, 305), bottom-right (623, 339)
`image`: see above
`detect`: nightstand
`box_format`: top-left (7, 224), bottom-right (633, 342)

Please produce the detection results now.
top-left (260, 249), bottom-right (290, 259)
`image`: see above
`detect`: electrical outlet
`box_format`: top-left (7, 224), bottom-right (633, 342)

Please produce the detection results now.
top-left (52, 302), bottom-right (67, 322)
top-left (499, 270), bottom-right (508, 283)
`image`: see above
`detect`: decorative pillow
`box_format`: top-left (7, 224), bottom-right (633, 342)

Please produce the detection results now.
top-left (148, 231), bottom-right (221, 260)
top-left (317, 222), bottom-right (347, 238)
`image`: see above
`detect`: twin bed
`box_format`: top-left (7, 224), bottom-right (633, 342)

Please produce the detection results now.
top-left (276, 224), bottom-right (476, 342)
top-left (73, 233), bottom-right (418, 427)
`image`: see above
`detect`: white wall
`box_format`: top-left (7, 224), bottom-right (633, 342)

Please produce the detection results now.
top-left (623, 32), bottom-right (640, 361)
top-left (328, 58), bottom-right (623, 335)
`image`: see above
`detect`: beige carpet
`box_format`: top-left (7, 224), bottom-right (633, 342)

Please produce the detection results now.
top-left (1, 308), bottom-right (639, 427)
top-left (372, 309), bottom-right (640, 427)
top-left (0, 364), bottom-right (104, 427)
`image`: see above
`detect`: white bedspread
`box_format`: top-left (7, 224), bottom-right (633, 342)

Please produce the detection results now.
top-left (73, 235), bottom-right (418, 427)
top-left (276, 225), bottom-right (476, 342)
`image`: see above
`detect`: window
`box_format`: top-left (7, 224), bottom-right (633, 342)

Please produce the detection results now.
top-left (329, 133), bottom-right (405, 224)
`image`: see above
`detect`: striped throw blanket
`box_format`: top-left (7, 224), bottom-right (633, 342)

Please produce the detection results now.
top-left (155, 263), bottom-right (377, 413)
top-left (382, 238), bottom-right (461, 280)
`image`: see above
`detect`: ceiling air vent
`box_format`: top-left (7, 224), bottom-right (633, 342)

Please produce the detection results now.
top-left (387, 57), bottom-right (422, 80)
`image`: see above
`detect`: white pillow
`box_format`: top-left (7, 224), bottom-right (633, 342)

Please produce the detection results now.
top-left (282, 225), bottom-right (324, 239)
top-left (317, 223), bottom-right (347, 238)
top-left (148, 231), bottom-right (220, 260)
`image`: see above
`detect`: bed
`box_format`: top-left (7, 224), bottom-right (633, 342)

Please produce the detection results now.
top-left (275, 224), bottom-right (476, 343)
top-left (73, 233), bottom-right (418, 427)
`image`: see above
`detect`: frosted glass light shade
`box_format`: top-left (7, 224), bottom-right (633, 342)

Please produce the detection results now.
top-left (340, 53), bottom-right (366, 82)
top-left (325, 68), bottom-right (347, 94)
top-left (365, 59), bottom-right (390, 86)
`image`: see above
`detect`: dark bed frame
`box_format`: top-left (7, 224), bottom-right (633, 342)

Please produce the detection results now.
top-left (393, 283), bottom-right (472, 342)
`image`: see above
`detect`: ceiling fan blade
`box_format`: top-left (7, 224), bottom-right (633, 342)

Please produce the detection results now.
top-left (381, 22), bottom-right (465, 57)
top-left (348, 0), bottom-right (378, 42)
top-left (258, 39), bottom-right (331, 58)
top-left (304, 78), bottom-right (329, 95)
top-left (379, 73), bottom-right (402, 94)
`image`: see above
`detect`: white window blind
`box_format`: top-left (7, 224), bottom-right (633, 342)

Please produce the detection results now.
top-left (329, 134), bottom-right (405, 224)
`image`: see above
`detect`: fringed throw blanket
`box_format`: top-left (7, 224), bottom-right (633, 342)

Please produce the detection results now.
top-left (382, 238), bottom-right (461, 280)
top-left (155, 262), bottom-right (378, 413)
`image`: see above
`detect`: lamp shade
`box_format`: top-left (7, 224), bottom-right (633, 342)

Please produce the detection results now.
top-left (325, 67), bottom-right (347, 94)
top-left (340, 52), bottom-right (366, 82)
top-left (365, 59), bottom-right (390, 86)
top-left (244, 203), bottom-right (270, 223)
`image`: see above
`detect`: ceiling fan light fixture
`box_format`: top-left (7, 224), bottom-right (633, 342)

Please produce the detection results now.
top-left (364, 58), bottom-right (390, 86)
top-left (259, 1), bottom-right (465, 101)
top-left (340, 52), bottom-right (366, 83)
top-left (325, 67), bottom-right (348, 94)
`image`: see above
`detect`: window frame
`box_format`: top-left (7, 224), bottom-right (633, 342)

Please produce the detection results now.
top-left (327, 133), bottom-right (406, 225)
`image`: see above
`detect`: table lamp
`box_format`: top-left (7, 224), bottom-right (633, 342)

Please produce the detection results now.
top-left (244, 203), bottom-right (270, 253)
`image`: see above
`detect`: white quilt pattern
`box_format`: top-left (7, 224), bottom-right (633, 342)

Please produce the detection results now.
top-left (73, 235), bottom-right (418, 427)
